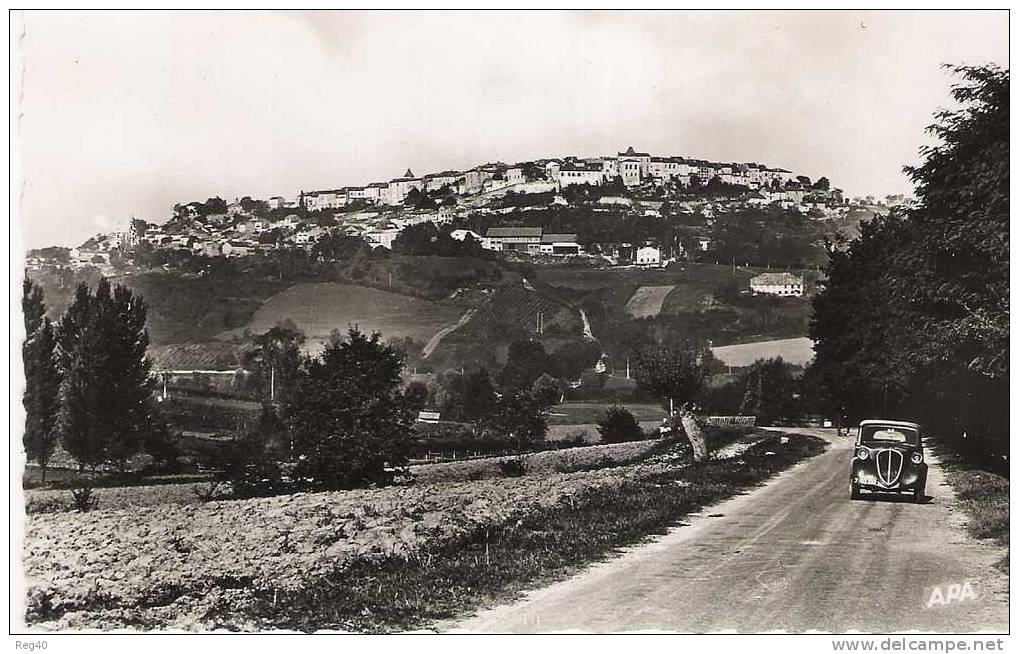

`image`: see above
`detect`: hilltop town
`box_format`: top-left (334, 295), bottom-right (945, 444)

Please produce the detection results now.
top-left (28, 146), bottom-right (912, 275)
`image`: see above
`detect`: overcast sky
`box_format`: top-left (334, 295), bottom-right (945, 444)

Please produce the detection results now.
top-left (15, 10), bottom-right (1008, 249)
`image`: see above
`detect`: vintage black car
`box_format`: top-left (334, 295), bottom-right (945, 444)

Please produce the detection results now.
top-left (850, 419), bottom-right (927, 502)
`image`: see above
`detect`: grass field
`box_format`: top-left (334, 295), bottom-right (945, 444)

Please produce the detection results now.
top-left (710, 337), bottom-right (815, 367)
top-left (218, 282), bottom-right (463, 350)
top-left (535, 263), bottom-right (820, 313)
top-left (547, 401), bottom-right (666, 425)
top-left (534, 263), bottom-right (754, 302)
top-left (933, 442), bottom-right (1009, 572)
top-left (624, 285), bottom-right (676, 318)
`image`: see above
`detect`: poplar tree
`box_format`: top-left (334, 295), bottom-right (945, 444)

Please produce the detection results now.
top-left (55, 278), bottom-right (154, 471)
top-left (22, 279), bottom-right (61, 481)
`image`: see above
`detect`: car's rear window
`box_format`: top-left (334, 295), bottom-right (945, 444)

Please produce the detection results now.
top-left (860, 426), bottom-right (919, 445)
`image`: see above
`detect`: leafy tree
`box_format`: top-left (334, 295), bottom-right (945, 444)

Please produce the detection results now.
top-left (737, 357), bottom-right (801, 426)
top-left (22, 279), bottom-right (61, 481)
top-left (404, 187), bottom-right (438, 210)
top-left (436, 367), bottom-right (499, 422)
top-left (520, 162), bottom-right (546, 181)
top-left (391, 222), bottom-right (481, 257)
top-left (810, 214), bottom-right (917, 422)
top-left (899, 64), bottom-right (1008, 383)
top-left (530, 372), bottom-right (562, 408)
top-left (404, 381), bottom-right (429, 413)
top-left (550, 339), bottom-right (602, 380)
top-left (226, 403), bottom-right (291, 497)
top-left (286, 328), bottom-right (415, 489)
top-left (597, 405), bottom-right (643, 443)
top-left (483, 390), bottom-right (548, 451)
top-left (499, 339), bottom-right (552, 389)
top-left (461, 367), bottom-right (499, 420)
top-left (813, 177), bottom-right (831, 191)
top-left (633, 341), bottom-right (710, 412)
top-left (312, 234), bottom-right (371, 262)
top-left (811, 65), bottom-right (1008, 466)
top-left (241, 326), bottom-right (306, 418)
top-left (436, 370), bottom-right (467, 421)
top-left (142, 416), bottom-right (181, 471)
top-left (633, 340), bottom-right (710, 460)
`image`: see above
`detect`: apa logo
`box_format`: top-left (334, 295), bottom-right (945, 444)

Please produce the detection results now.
top-left (925, 581), bottom-right (977, 609)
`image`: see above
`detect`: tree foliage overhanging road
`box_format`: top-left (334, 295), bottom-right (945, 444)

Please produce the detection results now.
top-left (810, 65), bottom-right (1008, 468)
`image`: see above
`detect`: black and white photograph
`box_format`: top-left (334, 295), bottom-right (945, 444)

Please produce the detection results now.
top-left (9, 8), bottom-right (1010, 640)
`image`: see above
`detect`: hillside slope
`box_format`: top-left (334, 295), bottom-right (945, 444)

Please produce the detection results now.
top-left (218, 282), bottom-right (464, 351)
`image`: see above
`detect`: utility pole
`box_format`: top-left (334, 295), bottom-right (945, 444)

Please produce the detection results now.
top-left (270, 365), bottom-right (275, 402)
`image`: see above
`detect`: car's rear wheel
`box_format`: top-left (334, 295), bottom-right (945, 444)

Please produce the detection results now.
top-left (851, 482), bottom-right (861, 500)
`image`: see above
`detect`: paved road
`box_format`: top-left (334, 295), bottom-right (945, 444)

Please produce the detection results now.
top-left (447, 429), bottom-right (1008, 633)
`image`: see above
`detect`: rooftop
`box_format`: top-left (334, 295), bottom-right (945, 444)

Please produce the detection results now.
top-left (148, 342), bottom-right (244, 372)
top-left (619, 145), bottom-right (651, 157)
top-left (486, 226), bottom-right (543, 238)
top-left (560, 162), bottom-right (602, 172)
top-left (751, 272), bottom-right (805, 285)
top-left (541, 233), bottom-right (578, 243)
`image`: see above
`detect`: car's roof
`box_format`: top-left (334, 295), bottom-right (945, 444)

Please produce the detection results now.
top-left (859, 419), bottom-right (921, 430)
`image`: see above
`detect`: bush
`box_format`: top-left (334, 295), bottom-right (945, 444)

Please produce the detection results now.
top-left (69, 486), bottom-right (98, 512)
top-left (497, 457), bottom-right (527, 477)
top-left (229, 460), bottom-right (295, 499)
top-left (192, 482), bottom-right (229, 502)
top-left (597, 406), bottom-right (644, 443)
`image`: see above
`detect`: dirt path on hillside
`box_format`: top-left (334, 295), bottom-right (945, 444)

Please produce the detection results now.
top-left (422, 308), bottom-right (478, 358)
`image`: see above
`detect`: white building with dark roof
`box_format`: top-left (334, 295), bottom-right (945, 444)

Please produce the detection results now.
top-left (539, 233), bottom-right (580, 256)
top-left (484, 226), bottom-right (543, 253)
top-left (558, 162), bottom-right (604, 188)
top-left (750, 272), bottom-right (805, 297)
top-left (635, 245), bottom-right (662, 267)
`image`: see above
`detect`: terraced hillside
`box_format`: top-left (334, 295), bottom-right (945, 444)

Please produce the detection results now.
top-left (453, 284), bottom-right (579, 340)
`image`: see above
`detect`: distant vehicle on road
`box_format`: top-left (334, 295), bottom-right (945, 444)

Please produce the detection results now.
top-left (850, 419), bottom-right (927, 503)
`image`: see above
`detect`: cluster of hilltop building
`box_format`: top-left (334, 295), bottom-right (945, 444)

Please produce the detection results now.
top-left (40, 146), bottom-right (898, 275)
top-left (291, 146), bottom-right (801, 211)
